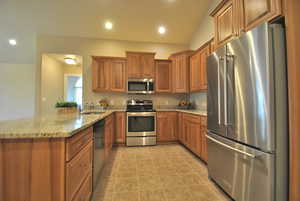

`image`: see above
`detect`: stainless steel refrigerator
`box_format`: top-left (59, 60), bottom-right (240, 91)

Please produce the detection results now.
top-left (206, 22), bottom-right (288, 201)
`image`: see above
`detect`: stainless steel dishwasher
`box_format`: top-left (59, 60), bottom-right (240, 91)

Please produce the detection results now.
top-left (93, 120), bottom-right (105, 189)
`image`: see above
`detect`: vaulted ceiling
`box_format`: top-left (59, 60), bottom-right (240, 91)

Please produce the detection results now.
top-left (0, 0), bottom-right (211, 45)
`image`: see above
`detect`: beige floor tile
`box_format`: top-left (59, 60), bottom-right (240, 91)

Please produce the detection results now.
top-left (138, 175), bottom-right (163, 191)
top-left (114, 177), bottom-right (139, 193)
top-left (113, 191), bottom-right (140, 201)
top-left (163, 187), bottom-right (194, 201)
top-left (92, 145), bottom-right (231, 201)
top-left (139, 190), bottom-right (167, 201)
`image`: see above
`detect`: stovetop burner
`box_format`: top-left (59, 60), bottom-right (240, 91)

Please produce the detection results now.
top-left (126, 99), bottom-right (154, 112)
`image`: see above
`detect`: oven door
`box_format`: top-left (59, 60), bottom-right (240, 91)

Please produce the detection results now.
top-left (127, 112), bottom-right (156, 137)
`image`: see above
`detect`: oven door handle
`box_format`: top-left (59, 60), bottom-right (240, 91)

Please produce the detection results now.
top-left (127, 112), bottom-right (156, 117)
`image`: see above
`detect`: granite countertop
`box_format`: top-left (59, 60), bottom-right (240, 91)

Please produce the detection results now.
top-left (156, 109), bottom-right (207, 116)
top-left (0, 110), bottom-right (118, 139)
top-left (0, 108), bottom-right (206, 140)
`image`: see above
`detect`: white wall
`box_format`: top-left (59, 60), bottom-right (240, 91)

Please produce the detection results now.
top-left (40, 55), bottom-right (65, 115)
top-left (188, 0), bottom-right (221, 109)
top-left (0, 63), bottom-right (35, 120)
top-left (36, 35), bottom-right (189, 113)
top-left (189, 0), bottom-right (222, 50)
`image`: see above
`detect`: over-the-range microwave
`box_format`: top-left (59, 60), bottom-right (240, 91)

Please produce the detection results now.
top-left (127, 78), bottom-right (155, 94)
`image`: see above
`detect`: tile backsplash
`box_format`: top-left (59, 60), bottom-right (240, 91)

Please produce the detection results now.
top-left (189, 92), bottom-right (207, 110)
top-left (84, 92), bottom-right (187, 108)
top-left (84, 91), bottom-right (207, 110)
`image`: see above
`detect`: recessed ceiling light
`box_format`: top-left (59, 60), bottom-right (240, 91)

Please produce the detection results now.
top-left (64, 57), bottom-right (77, 65)
top-left (8, 39), bottom-right (17, 46)
top-left (105, 21), bottom-right (113, 30)
top-left (158, 26), bottom-right (166, 35)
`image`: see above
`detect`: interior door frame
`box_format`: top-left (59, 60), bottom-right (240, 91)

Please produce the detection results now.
top-left (63, 74), bottom-right (82, 101)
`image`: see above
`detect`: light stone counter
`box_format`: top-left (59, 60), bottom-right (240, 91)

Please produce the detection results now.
top-left (0, 110), bottom-right (123, 139)
top-left (155, 109), bottom-right (207, 116)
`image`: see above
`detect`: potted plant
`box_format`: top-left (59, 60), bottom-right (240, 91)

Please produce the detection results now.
top-left (55, 101), bottom-right (78, 114)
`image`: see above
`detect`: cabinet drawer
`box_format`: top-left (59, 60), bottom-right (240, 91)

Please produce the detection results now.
top-left (66, 142), bottom-right (93, 201)
top-left (71, 174), bottom-right (93, 201)
top-left (66, 127), bottom-right (93, 161)
top-left (183, 113), bottom-right (201, 123)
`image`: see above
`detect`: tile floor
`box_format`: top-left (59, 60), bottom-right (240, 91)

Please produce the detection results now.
top-left (92, 144), bottom-right (232, 201)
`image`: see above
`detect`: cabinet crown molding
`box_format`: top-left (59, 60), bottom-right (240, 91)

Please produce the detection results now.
top-left (210, 0), bottom-right (231, 17)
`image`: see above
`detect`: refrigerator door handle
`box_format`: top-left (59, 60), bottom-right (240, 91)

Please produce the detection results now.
top-left (206, 135), bottom-right (257, 158)
top-left (224, 55), bottom-right (228, 126)
top-left (217, 57), bottom-right (222, 125)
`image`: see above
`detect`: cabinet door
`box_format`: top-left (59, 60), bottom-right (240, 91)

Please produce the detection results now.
top-left (214, 0), bottom-right (237, 48)
top-left (201, 117), bottom-right (208, 162)
top-left (190, 53), bottom-right (201, 92)
top-left (157, 112), bottom-right (178, 142)
top-left (111, 59), bottom-right (126, 92)
top-left (104, 115), bottom-right (114, 160)
top-left (156, 60), bottom-right (172, 93)
top-left (127, 53), bottom-right (141, 78)
top-left (141, 54), bottom-right (155, 78)
top-left (241, 0), bottom-right (282, 31)
top-left (187, 115), bottom-right (202, 157)
top-left (115, 112), bottom-right (126, 144)
top-left (172, 55), bottom-right (189, 93)
top-left (199, 45), bottom-right (210, 90)
top-left (92, 59), bottom-right (111, 92)
top-left (178, 112), bottom-right (184, 143)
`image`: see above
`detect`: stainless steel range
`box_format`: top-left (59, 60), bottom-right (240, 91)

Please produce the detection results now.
top-left (126, 99), bottom-right (156, 146)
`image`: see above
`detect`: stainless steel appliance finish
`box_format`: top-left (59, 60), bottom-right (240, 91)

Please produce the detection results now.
top-left (127, 112), bottom-right (156, 137)
top-left (127, 78), bottom-right (155, 94)
top-left (207, 132), bottom-right (274, 201)
top-left (126, 99), bottom-right (156, 146)
top-left (207, 23), bottom-right (288, 201)
top-left (93, 120), bottom-right (105, 190)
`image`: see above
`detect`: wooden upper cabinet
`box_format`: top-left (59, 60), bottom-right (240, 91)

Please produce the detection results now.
top-left (126, 52), bottom-right (155, 78)
top-left (240, 0), bottom-right (282, 31)
top-left (92, 58), bottom-right (111, 92)
top-left (141, 54), bottom-right (155, 78)
top-left (155, 60), bottom-right (172, 93)
top-left (92, 56), bottom-right (126, 93)
top-left (210, 0), bottom-right (238, 48)
top-left (110, 59), bottom-right (126, 92)
top-left (199, 45), bottom-right (210, 90)
top-left (157, 112), bottom-right (178, 142)
top-left (190, 42), bottom-right (210, 92)
top-left (190, 53), bottom-right (201, 92)
top-left (127, 52), bottom-right (142, 78)
top-left (170, 51), bottom-right (193, 93)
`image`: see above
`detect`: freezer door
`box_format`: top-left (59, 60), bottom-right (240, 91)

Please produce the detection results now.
top-left (207, 132), bottom-right (275, 201)
top-left (225, 23), bottom-right (286, 152)
top-left (207, 47), bottom-right (227, 137)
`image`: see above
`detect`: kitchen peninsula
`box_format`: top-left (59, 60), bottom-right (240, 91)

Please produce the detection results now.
top-left (0, 108), bottom-right (206, 201)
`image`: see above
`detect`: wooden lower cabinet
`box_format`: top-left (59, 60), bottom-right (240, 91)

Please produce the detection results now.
top-left (0, 127), bottom-right (94, 201)
top-left (66, 142), bottom-right (93, 201)
top-left (157, 112), bottom-right (178, 142)
top-left (179, 113), bottom-right (207, 162)
top-left (71, 174), bottom-right (92, 201)
top-left (115, 112), bottom-right (126, 144)
top-left (105, 114), bottom-right (114, 160)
